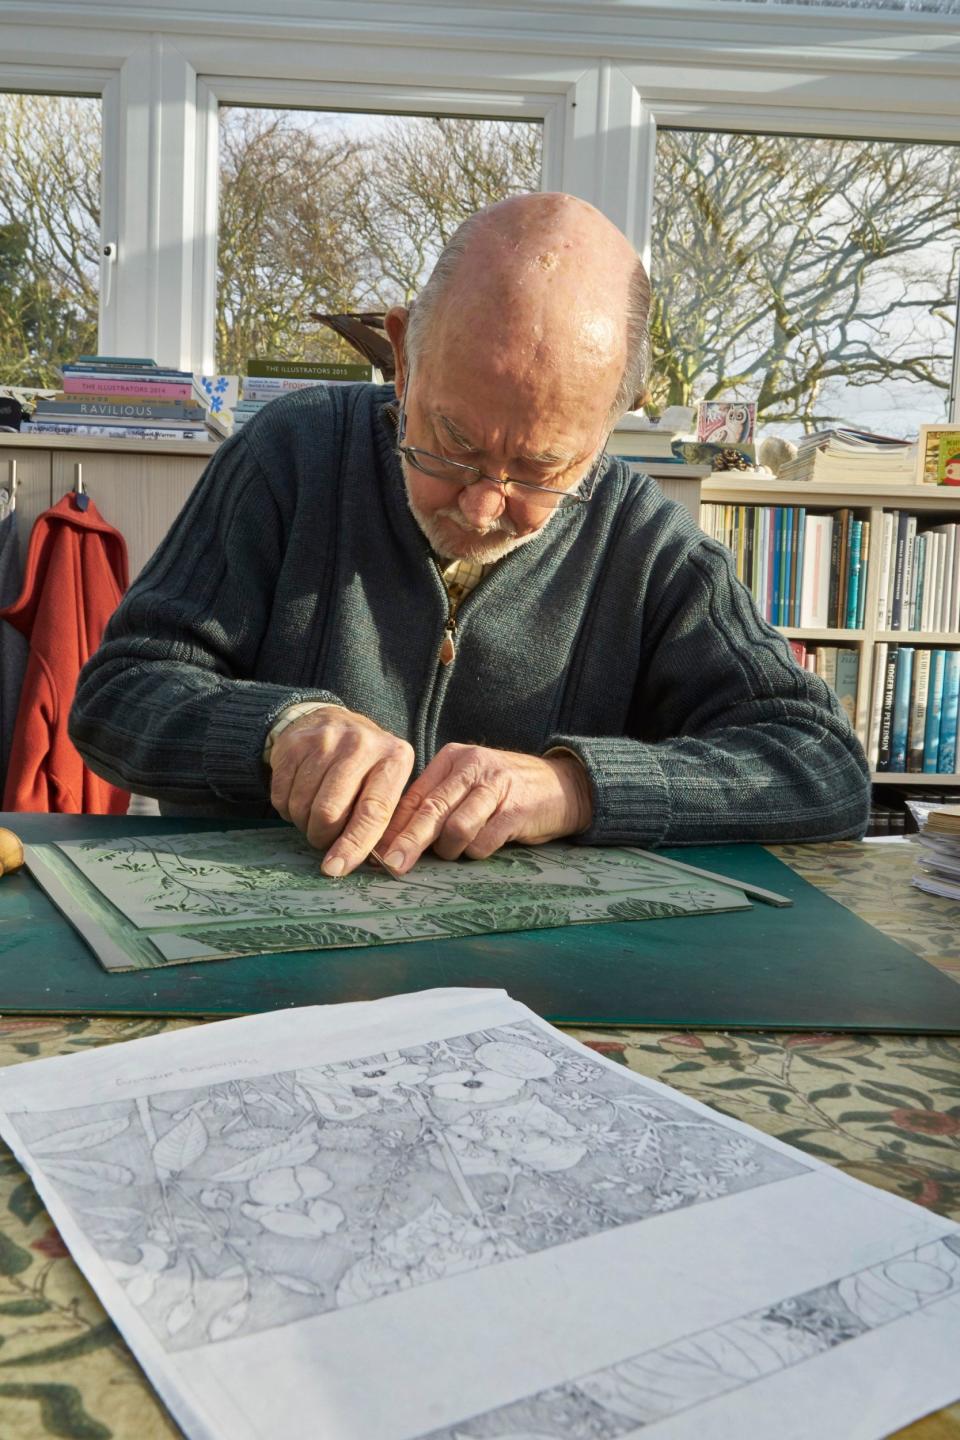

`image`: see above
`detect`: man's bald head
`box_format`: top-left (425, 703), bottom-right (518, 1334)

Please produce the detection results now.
top-left (404, 193), bottom-right (650, 423)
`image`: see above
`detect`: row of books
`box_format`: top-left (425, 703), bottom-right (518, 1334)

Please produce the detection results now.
top-left (25, 358), bottom-right (227, 442)
top-left (700, 504), bottom-right (868, 629)
top-left (875, 512), bottom-right (960, 634)
top-left (789, 643), bottom-right (859, 730)
top-left (233, 360), bottom-right (373, 430)
top-left (778, 428), bottom-right (916, 485)
top-left (868, 645), bottom-right (960, 774)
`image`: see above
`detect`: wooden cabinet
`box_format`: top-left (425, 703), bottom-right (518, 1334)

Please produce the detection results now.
top-left (2, 434), bottom-right (217, 580)
top-left (1, 446), bottom-right (53, 568)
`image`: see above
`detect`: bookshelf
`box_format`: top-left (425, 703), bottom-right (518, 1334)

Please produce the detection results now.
top-left (700, 476), bottom-right (960, 785)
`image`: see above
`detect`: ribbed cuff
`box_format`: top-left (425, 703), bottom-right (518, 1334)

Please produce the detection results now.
top-left (546, 734), bottom-right (672, 847)
top-left (203, 685), bottom-right (344, 805)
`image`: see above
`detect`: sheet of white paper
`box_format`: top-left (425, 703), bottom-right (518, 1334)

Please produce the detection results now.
top-left (0, 988), bottom-right (957, 1440)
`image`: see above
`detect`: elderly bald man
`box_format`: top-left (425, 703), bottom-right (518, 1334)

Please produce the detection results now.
top-left (70, 193), bottom-right (870, 871)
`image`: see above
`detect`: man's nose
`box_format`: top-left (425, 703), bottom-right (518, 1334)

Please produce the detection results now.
top-left (458, 477), bottom-right (507, 525)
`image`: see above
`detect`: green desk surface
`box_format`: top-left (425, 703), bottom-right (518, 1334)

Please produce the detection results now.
top-left (2, 814), bottom-right (959, 1031)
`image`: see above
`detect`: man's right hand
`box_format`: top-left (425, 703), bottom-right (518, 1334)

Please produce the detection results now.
top-left (268, 706), bottom-right (415, 876)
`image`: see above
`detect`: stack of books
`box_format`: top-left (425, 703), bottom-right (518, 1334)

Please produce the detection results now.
top-left (613, 405), bottom-right (696, 464)
top-left (778, 428), bottom-right (916, 484)
top-left (868, 645), bottom-right (960, 773)
top-left (27, 357), bottom-right (222, 442)
top-left (875, 512), bottom-right (960, 633)
top-left (699, 503), bottom-right (869, 629)
top-left (911, 803), bottom-right (960, 899)
top-left (234, 360), bottom-right (373, 430)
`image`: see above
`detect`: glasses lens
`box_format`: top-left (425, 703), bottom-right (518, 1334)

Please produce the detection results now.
top-left (401, 448), bottom-right (472, 483)
top-left (504, 481), bottom-right (575, 510)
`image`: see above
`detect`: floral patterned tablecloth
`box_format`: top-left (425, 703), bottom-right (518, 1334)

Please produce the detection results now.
top-left (0, 841), bottom-right (957, 1440)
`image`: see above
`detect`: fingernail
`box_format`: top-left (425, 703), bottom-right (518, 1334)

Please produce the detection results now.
top-left (385, 850), bottom-right (405, 871)
top-left (323, 856), bottom-right (345, 878)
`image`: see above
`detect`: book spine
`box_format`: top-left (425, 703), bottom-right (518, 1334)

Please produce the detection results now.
top-left (867, 641), bottom-right (888, 771)
top-left (246, 360), bottom-right (371, 380)
top-left (932, 530), bottom-right (947, 633)
top-left (791, 506), bottom-right (805, 627)
top-left (35, 400), bottom-right (204, 421)
top-left (771, 508), bottom-right (782, 626)
top-left (876, 644), bottom-right (899, 772)
top-left (819, 645), bottom-right (838, 691)
top-left (855, 518), bottom-right (870, 631)
top-left (834, 509), bottom-right (852, 630)
top-left (27, 421), bottom-right (208, 440)
top-left (911, 533), bottom-right (927, 634)
top-left (779, 507), bottom-right (792, 627)
top-left (834, 647), bottom-right (859, 734)
top-left (890, 511), bottom-right (909, 631)
top-left (62, 376), bottom-right (196, 399)
top-left (907, 648), bottom-right (931, 772)
top-left (951, 526), bottom-right (960, 633)
top-left (922, 650), bottom-right (947, 773)
top-left (889, 645), bottom-right (914, 772)
top-left (876, 512), bottom-right (894, 629)
top-left (938, 649), bottom-right (960, 773)
top-left (845, 518), bottom-right (862, 629)
top-left (799, 515), bottom-right (817, 628)
top-left (902, 515), bottom-right (918, 629)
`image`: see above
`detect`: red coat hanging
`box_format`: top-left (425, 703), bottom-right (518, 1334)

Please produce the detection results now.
top-left (0, 492), bottom-right (130, 813)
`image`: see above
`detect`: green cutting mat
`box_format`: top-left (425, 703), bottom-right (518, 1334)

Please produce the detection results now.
top-left (1, 814), bottom-right (958, 1031)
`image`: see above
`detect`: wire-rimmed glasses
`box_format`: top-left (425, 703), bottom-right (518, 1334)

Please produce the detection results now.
top-left (396, 395), bottom-right (608, 510)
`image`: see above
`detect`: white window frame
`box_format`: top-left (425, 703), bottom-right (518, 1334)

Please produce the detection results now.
top-left (0, 64), bottom-right (117, 363)
top-left (2, 0), bottom-right (960, 415)
top-left (196, 76), bottom-right (569, 376)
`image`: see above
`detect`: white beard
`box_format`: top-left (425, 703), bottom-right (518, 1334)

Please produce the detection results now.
top-left (400, 461), bottom-right (557, 564)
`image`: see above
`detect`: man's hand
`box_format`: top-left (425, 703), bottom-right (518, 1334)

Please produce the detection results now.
top-left (376, 743), bottom-right (593, 874)
top-left (269, 706), bottom-right (415, 876)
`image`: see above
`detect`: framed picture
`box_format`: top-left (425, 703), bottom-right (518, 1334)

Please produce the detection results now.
top-left (697, 400), bottom-right (756, 446)
top-left (917, 423), bottom-right (960, 486)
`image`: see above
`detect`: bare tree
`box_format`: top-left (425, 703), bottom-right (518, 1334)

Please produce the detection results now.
top-left (216, 107), bottom-right (370, 370)
top-left (650, 129), bottom-right (960, 426)
top-left (0, 93), bottom-right (100, 385)
top-left (344, 116), bottom-right (543, 306)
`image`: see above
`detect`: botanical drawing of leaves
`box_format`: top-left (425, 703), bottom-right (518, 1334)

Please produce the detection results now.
top-left (32, 1116), bottom-right (130, 1155)
top-left (272, 1273), bottom-right (323, 1295)
top-left (214, 1126), bottom-right (319, 1181)
top-left (44, 1159), bottom-right (134, 1192)
top-left (153, 1111), bottom-right (208, 1175)
top-left (166, 1295), bottom-right (196, 1336)
top-left (222, 1125), bottom-right (288, 1150)
top-left (208, 1296), bottom-right (250, 1342)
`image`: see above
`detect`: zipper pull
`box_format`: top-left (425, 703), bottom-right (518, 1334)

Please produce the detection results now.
top-left (439, 620), bottom-right (457, 666)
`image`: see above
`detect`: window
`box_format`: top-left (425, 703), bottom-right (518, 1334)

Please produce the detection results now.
top-left (0, 92), bottom-right (101, 388)
top-left (650, 127), bottom-right (960, 437)
top-left (215, 105), bottom-right (543, 373)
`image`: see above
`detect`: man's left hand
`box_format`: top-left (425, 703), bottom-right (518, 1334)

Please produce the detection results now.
top-left (376, 744), bottom-right (593, 873)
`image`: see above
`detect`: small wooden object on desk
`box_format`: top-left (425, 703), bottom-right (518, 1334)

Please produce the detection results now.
top-left (0, 828), bottom-right (24, 876)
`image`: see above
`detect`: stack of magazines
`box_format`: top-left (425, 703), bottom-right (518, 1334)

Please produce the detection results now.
top-left (779, 428), bottom-right (916, 484)
top-left (27, 357), bottom-right (226, 442)
top-left (910, 803), bottom-right (960, 900)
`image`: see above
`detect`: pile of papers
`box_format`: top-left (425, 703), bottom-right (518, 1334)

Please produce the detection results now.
top-left (1, 987), bottom-right (959, 1440)
top-left (911, 802), bottom-right (960, 899)
top-left (779, 427), bottom-right (917, 484)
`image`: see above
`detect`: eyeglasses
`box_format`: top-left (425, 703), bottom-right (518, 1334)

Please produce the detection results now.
top-left (396, 395), bottom-right (608, 510)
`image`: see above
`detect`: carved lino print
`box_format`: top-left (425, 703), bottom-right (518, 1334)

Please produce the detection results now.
top-left (10, 1021), bottom-right (804, 1352)
top-left (24, 827), bottom-right (752, 970)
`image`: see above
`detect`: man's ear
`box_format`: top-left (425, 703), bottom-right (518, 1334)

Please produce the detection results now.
top-left (384, 307), bottom-right (409, 398)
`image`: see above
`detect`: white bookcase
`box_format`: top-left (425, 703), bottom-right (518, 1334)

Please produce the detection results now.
top-left (700, 476), bottom-right (960, 788)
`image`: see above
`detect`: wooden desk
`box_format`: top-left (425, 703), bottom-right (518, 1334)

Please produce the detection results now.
top-left (0, 841), bottom-right (957, 1439)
